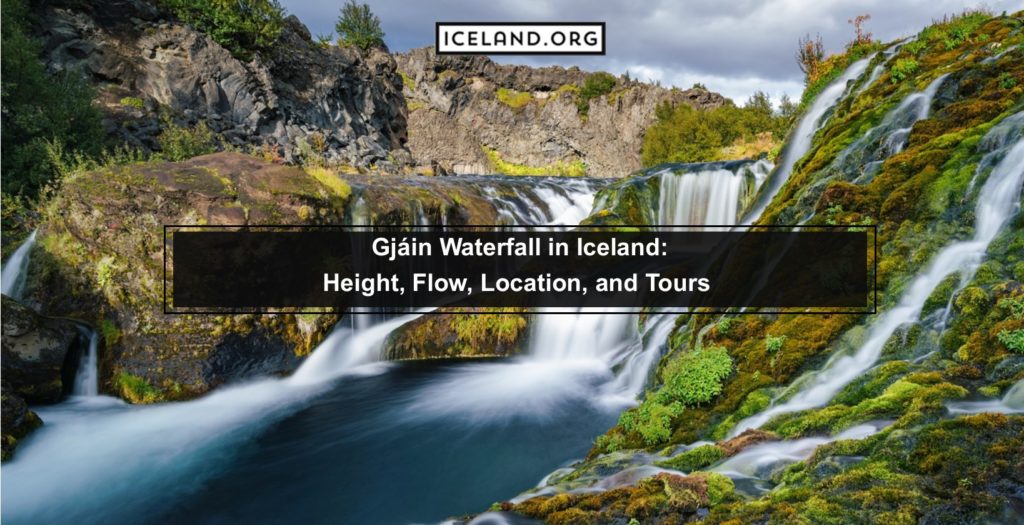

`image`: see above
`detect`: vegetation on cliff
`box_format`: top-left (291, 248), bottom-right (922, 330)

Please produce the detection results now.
top-left (509, 9), bottom-right (1024, 524)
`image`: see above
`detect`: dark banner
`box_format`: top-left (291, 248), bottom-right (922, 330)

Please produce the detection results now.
top-left (166, 226), bottom-right (873, 313)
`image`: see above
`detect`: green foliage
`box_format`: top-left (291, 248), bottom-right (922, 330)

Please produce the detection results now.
top-left (114, 372), bottom-right (162, 404)
top-left (156, 117), bottom-right (216, 161)
top-left (890, 58), bottom-right (920, 83)
top-left (99, 319), bottom-right (121, 347)
top-left (996, 329), bottom-right (1024, 353)
top-left (335, 0), bottom-right (384, 51)
top-left (496, 88), bottom-right (532, 109)
top-left (765, 334), bottom-right (786, 354)
top-left (620, 397), bottom-right (683, 445)
top-left (640, 92), bottom-right (793, 166)
top-left (483, 146), bottom-right (587, 177)
top-left (998, 72), bottom-right (1017, 90)
top-left (656, 444), bottom-right (726, 472)
top-left (716, 317), bottom-right (733, 336)
top-left (576, 71), bottom-right (617, 116)
top-left (656, 346), bottom-right (733, 406)
top-left (1, 0), bottom-right (104, 197)
top-left (162, 0), bottom-right (285, 60)
top-left (119, 97), bottom-right (145, 109)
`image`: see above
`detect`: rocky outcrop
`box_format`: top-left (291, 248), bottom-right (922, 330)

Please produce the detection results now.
top-left (20, 152), bottom-right (515, 402)
top-left (37, 0), bottom-right (410, 168)
top-left (395, 47), bottom-right (729, 177)
top-left (1, 295), bottom-right (85, 403)
top-left (383, 310), bottom-right (531, 360)
top-left (1, 384), bottom-right (43, 462)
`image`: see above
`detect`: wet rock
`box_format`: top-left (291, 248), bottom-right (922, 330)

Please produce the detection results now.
top-left (1, 384), bottom-right (43, 462)
top-left (718, 428), bottom-right (778, 456)
top-left (383, 310), bottom-right (530, 360)
top-left (1, 295), bottom-right (85, 403)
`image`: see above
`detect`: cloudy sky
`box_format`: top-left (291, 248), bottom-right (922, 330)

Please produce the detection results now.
top-left (281, 0), bottom-right (1017, 104)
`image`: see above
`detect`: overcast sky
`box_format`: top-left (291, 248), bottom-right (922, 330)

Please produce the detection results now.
top-left (281, 0), bottom-right (1018, 105)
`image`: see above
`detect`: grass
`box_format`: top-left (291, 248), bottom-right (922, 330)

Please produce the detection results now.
top-left (496, 88), bottom-right (532, 110)
top-left (482, 146), bottom-right (587, 177)
top-left (306, 166), bottom-right (352, 199)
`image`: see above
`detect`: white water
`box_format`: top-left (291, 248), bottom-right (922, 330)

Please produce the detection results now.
top-left (713, 423), bottom-right (882, 479)
top-left (947, 380), bottom-right (1024, 415)
top-left (1, 230), bottom-right (37, 299)
top-left (72, 331), bottom-right (100, 397)
top-left (742, 56), bottom-right (873, 224)
top-left (658, 160), bottom-right (770, 225)
top-left (731, 124), bottom-right (1024, 436)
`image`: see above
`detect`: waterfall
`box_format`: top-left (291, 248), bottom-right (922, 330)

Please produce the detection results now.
top-left (712, 423), bottom-right (883, 480)
top-left (1, 230), bottom-right (37, 299)
top-left (658, 160), bottom-right (770, 225)
top-left (947, 380), bottom-right (1024, 415)
top-left (836, 74), bottom-right (950, 183)
top-left (730, 118), bottom-right (1024, 436)
top-left (742, 56), bottom-right (874, 224)
top-left (72, 330), bottom-right (100, 397)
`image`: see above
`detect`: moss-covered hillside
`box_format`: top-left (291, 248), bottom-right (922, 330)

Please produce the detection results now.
top-left (503, 10), bottom-right (1024, 524)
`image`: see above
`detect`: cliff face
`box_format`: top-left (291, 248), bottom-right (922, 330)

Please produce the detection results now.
top-left (37, 0), bottom-right (411, 169)
top-left (395, 47), bottom-right (729, 177)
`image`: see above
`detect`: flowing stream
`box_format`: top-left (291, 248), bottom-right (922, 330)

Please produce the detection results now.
top-left (2, 167), bottom-right (752, 525)
top-left (731, 115), bottom-right (1024, 436)
top-left (1, 230), bottom-right (37, 299)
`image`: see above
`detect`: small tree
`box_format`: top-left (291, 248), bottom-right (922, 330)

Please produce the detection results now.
top-left (796, 33), bottom-right (825, 86)
top-left (849, 14), bottom-right (873, 46)
top-left (335, 0), bottom-right (384, 51)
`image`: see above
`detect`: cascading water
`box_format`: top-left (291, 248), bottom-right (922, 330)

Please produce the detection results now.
top-left (1, 230), bottom-right (37, 299)
top-left (742, 56), bottom-right (874, 224)
top-left (947, 380), bottom-right (1024, 415)
top-left (658, 160), bottom-right (770, 225)
top-left (730, 116), bottom-right (1024, 437)
top-left (834, 73), bottom-right (950, 183)
top-left (72, 330), bottom-right (100, 397)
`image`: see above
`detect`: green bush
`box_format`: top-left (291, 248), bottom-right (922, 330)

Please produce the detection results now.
top-left (656, 346), bottom-right (734, 406)
top-left (335, 0), bottom-right (384, 51)
top-left (1, 0), bottom-right (104, 197)
top-left (162, 0), bottom-right (285, 60)
top-left (156, 117), bottom-right (216, 161)
top-left (576, 71), bottom-right (617, 116)
top-left (640, 92), bottom-right (793, 166)
top-left (890, 58), bottom-right (920, 83)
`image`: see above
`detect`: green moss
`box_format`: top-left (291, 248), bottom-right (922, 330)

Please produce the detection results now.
top-left (398, 70), bottom-right (416, 91)
top-left (119, 96), bottom-right (144, 109)
top-left (655, 346), bottom-right (733, 407)
top-left (305, 166), bottom-right (352, 200)
top-left (496, 88), bottom-right (532, 110)
top-left (482, 146), bottom-right (587, 177)
top-left (113, 372), bottom-right (163, 404)
top-left (656, 444), bottom-right (726, 472)
top-left (996, 329), bottom-right (1024, 353)
top-left (99, 319), bottom-right (121, 347)
top-left (890, 58), bottom-right (920, 83)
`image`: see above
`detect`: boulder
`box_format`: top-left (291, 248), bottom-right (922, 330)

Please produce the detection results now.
top-left (1, 384), bottom-right (43, 462)
top-left (1, 295), bottom-right (84, 403)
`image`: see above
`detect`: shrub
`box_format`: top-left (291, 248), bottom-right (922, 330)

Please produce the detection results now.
top-left (156, 117), bottom-right (216, 161)
top-left (765, 334), bottom-right (786, 354)
top-left (641, 94), bottom-right (793, 166)
top-left (335, 0), bottom-right (384, 51)
top-left (796, 33), bottom-right (825, 86)
top-left (119, 97), bottom-right (145, 109)
top-left (890, 58), bottom-right (920, 83)
top-left (1, 0), bottom-right (104, 197)
top-left (656, 346), bottom-right (733, 406)
top-left (114, 372), bottom-right (162, 404)
top-left (997, 329), bottom-right (1024, 354)
top-left (162, 0), bottom-right (286, 60)
top-left (576, 71), bottom-right (617, 116)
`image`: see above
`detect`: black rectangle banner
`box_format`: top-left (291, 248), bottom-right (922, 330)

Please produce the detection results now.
top-left (165, 226), bottom-right (874, 314)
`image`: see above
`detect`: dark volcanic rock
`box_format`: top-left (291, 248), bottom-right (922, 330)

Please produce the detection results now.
top-left (37, 0), bottom-right (410, 169)
top-left (1, 384), bottom-right (44, 462)
top-left (1, 295), bottom-right (85, 403)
